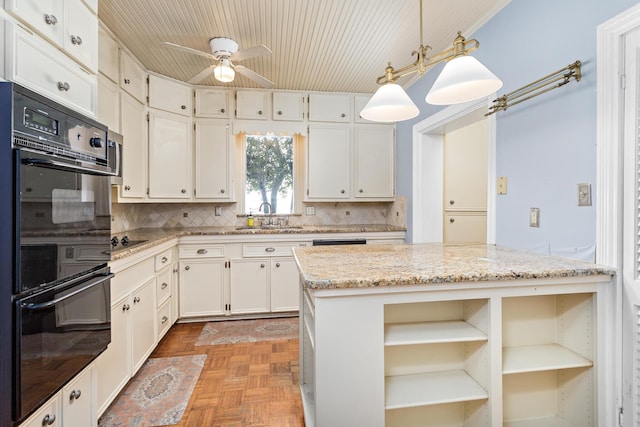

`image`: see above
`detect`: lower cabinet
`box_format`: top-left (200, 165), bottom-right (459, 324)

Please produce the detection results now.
top-left (270, 257), bottom-right (300, 312)
top-left (230, 258), bottom-right (269, 314)
top-left (19, 364), bottom-right (96, 427)
top-left (179, 258), bottom-right (226, 317)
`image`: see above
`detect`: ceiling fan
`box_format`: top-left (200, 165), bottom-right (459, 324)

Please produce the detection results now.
top-left (162, 37), bottom-right (274, 88)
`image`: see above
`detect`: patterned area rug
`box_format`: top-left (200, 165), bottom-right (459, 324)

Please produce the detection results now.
top-left (98, 354), bottom-right (206, 427)
top-left (195, 317), bottom-right (299, 346)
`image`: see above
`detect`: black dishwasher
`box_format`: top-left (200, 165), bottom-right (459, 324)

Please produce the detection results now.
top-left (312, 238), bottom-right (366, 246)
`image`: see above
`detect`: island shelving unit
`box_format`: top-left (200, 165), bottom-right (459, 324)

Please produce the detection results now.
top-left (293, 243), bottom-right (615, 427)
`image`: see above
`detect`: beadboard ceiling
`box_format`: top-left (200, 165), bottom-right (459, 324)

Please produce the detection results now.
top-left (98, 0), bottom-right (509, 94)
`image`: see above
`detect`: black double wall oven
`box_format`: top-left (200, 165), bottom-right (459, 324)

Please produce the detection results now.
top-left (3, 83), bottom-right (115, 425)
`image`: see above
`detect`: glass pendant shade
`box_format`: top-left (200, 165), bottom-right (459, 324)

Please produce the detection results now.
top-left (426, 55), bottom-right (503, 105)
top-left (360, 83), bottom-right (420, 122)
top-left (214, 59), bottom-right (235, 83)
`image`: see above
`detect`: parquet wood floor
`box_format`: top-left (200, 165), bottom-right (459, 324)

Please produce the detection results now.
top-left (149, 322), bottom-right (305, 427)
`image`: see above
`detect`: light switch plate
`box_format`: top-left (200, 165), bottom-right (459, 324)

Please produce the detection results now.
top-left (530, 208), bottom-right (540, 227)
top-left (578, 183), bottom-right (591, 206)
top-left (497, 176), bottom-right (507, 195)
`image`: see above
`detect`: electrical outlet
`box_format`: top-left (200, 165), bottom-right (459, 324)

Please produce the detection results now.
top-left (305, 206), bottom-right (315, 215)
top-left (577, 183), bottom-right (591, 206)
top-left (214, 206), bottom-right (222, 216)
top-left (497, 176), bottom-right (507, 195)
top-left (529, 208), bottom-right (540, 227)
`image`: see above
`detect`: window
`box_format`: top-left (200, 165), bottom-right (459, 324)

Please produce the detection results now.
top-left (244, 134), bottom-right (294, 214)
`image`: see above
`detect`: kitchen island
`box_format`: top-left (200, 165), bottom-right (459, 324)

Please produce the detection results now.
top-left (292, 243), bottom-right (616, 427)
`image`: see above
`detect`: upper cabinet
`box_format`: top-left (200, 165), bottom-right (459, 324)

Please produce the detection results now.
top-left (236, 90), bottom-right (269, 120)
top-left (195, 89), bottom-right (230, 118)
top-left (273, 92), bottom-right (304, 121)
top-left (308, 93), bottom-right (351, 122)
top-left (148, 74), bottom-right (192, 117)
top-left (353, 125), bottom-right (395, 199)
top-left (120, 49), bottom-right (146, 103)
top-left (98, 26), bottom-right (119, 82)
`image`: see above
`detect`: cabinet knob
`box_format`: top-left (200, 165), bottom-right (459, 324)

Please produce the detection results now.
top-left (122, 303), bottom-right (130, 311)
top-left (42, 414), bottom-right (56, 425)
top-left (258, 110), bottom-right (263, 115)
top-left (265, 247), bottom-right (276, 252)
top-left (220, 108), bottom-right (225, 113)
top-left (260, 263), bottom-right (265, 268)
top-left (133, 296), bottom-right (141, 304)
top-left (69, 389), bottom-right (81, 401)
top-left (185, 265), bottom-right (190, 270)
top-left (277, 110), bottom-right (283, 115)
top-left (57, 82), bottom-right (70, 92)
top-left (43, 14), bottom-right (58, 25)
top-left (340, 189), bottom-right (346, 194)
top-left (161, 315), bottom-right (168, 324)
top-left (181, 105), bottom-right (186, 110)
top-left (124, 185), bottom-right (131, 191)
top-left (197, 249), bottom-right (208, 254)
top-left (341, 113), bottom-right (346, 118)
top-left (124, 78), bottom-right (131, 85)
top-left (162, 256), bottom-right (168, 263)
top-left (450, 218), bottom-right (455, 223)
top-left (359, 189), bottom-right (364, 193)
top-left (181, 189), bottom-right (186, 193)
top-left (161, 282), bottom-right (168, 289)
top-left (220, 189), bottom-right (225, 194)
top-left (70, 35), bottom-right (82, 45)
top-left (275, 262), bottom-right (281, 268)
top-left (450, 200), bottom-right (455, 205)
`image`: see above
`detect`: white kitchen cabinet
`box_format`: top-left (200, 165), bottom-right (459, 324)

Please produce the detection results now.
top-left (354, 94), bottom-right (372, 123)
top-left (62, 364), bottom-right (95, 427)
top-left (5, 0), bottom-right (64, 47)
top-left (148, 74), bottom-right (192, 116)
top-left (307, 124), bottom-right (351, 199)
top-left (130, 278), bottom-right (157, 373)
top-left (194, 120), bottom-right (232, 200)
top-left (6, 23), bottom-right (97, 117)
top-left (17, 393), bottom-right (60, 427)
top-left (273, 92), bottom-right (304, 121)
top-left (354, 125), bottom-right (395, 199)
top-left (119, 49), bottom-right (146, 103)
top-left (119, 92), bottom-right (147, 198)
top-left (308, 93), bottom-right (351, 122)
top-left (236, 90), bottom-right (270, 120)
top-left (155, 249), bottom-right (174, 341)
top-left (98, 26), bottom-right (119, 82)
top-left (194, 88), bottom-right (230, 118)
top-left (444, 213), bottom-right (487, 244)
top-left (179, 244), bottom-right (227, 317)
top-left (148, 109), bottom-right (192, 199)
top-left (97, 74), bottom-right (120, 132)
top-left (230, 258), bottom-right (269, 314)
top-left (270, 257), bottom-right (299, 312)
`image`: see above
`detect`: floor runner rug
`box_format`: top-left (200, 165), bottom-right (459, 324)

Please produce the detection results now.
top-left (98, 354), bottom-right (206, 427)
top-left (195, 317), bottom-right (298, 346)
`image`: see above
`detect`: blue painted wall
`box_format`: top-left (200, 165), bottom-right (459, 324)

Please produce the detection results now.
top-left (397, 0), bottom-right (638, 258)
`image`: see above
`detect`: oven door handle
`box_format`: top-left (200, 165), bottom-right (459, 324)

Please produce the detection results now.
top-left (21, 157), bottom-right (112, 176)
top-left (23, 273), bottom-right (114, 311)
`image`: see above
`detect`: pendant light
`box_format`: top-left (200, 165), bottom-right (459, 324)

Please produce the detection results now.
top-left (360, 0), bottom-right (502, 122)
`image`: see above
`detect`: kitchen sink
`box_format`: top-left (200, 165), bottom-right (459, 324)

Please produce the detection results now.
top-left (235, 226), bottom-right (303, 231)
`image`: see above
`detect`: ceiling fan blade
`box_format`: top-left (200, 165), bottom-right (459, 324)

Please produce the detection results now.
top-left (234, 65), bottom-right (274, 88)
top-left (231, 44), bottom-right (272, 62)
top-left (188, 65), bottom-right (217, 84)
top-left (161, 42), bottom-right (216, 60)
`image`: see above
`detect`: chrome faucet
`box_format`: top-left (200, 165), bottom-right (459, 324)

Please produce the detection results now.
top-left (258, 202), bottom-right (273, 225)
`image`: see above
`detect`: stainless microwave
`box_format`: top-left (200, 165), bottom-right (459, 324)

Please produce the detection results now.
top-left (107, 131), bottom-right (123, 185)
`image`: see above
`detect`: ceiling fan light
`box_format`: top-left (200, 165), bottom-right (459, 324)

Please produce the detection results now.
top-left (214, 59), bottom-right (235, 83)
top-left (360, 83), bottom-right (419, 122)
top-left (426, 55), bottom-right (503, 105)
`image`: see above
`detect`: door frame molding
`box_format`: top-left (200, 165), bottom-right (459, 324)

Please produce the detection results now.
top-left (411, 99), bottom-right (497, 243)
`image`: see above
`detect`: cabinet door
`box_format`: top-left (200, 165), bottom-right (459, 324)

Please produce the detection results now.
top-left (96, 296), bottom-right (131, 415)
top-left (62, 365), bottom-right (94, 427)
top-left (18, 393), bottom-right (61, 427)
top-left (354, 94), bottom-right (372, 123)
top-left (353, 125), bottom-right (395, 199)
top-left (119, 92), bottom-right (147, 198)
top-left (270, 257), bottom-right (299, 312)
top-left (130, 278), bottom-right (156, 374)
top-left (308, 93), bottom-right (351, 122)
top-left (148, 110), bottom-right (192, 199)
top-left (194, 89), bottom-right (229, 118)
top-left (6, 0), bottom-right (64, 46)
top-left (98, 26), bottom-right (119, 82)
top-left (148, 75), bottom-right (192, 116)
top-left (273, 92), bottom-right (304, 121)
top-left (443, 213), bottom-right (487, 244)
top-left (97, 74), bottom-right (119, 132)
top-left (307, 125), bottom-right (351, 199)
top-left (179, 259), bottom-right (226, 317)
top-left (236, 90), bottom-right (269, 120)
top-left (64, 0), bottom-right (98, 72)
top-left (230, 259), bottom-right (269, 314)
top-left (194, 120), bottom-right (231, 199)
top-left (120, 50), bottom-right (146, 103)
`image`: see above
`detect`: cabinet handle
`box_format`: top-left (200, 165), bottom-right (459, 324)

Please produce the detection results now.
top-left (124, 185), bottom-right (131, 191)
top-left (173, 268), bottom-right (178, 273)
top-left (124, 78), bottom-right (131, 85)
top-left (258, 110), bottom-right (263, 115)
top-left (181, 105), bottom-right (186, 110)
top-left (161, 282), bottom-right (168, 289)
top-left (161, 315), bottom-right (168, 324)
top-left (181, 189), bottom-right (186, 193)
top-left (133, 296), bottom-right (141, 304)
top-left (340, 189), bottom-right (346, 194)
top-left (260, 263), bottom-right (265, 268)
top-left (69, 389), bottom-right (81, 401)
top-left (43, 14), bottom-right (58, 25)
top-left (220, 108), bottom-right (225, 113)
top-left (359, 189), bottom-right (364, 193)
top-left (450, 200), bottom-right (455, 205)
top-left (450, 218), bottom-right (455, 223)
top-left (185, 265), bottom-right (190, 270)
top-left (220, 189), bottom-right (225, 194)
top-left (70, 35), bottom-right (82, 45)
top-left (57, 82), bottom-right (70, 92)
top-left (161, 256), bottom-right (168, 263)
top-left (265, 247), bottom-right (276, 252)
top-left (275, 262), bottom-right (281, 268)
top-left (341, 113), bottom-right (346, 118)
top-left (42, 414), bottom-right (56, 425)
top-left (197, 249), bottom-right (208, 254)
top-left (277, 110), bottom-right (283, 115)
top-left (122, 303), bottom-right (130, 311)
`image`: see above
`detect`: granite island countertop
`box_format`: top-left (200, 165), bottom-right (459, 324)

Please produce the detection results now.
top-left (110, 224), bottom-right (406, 261)
top-left (292, 243), bottom-right (616, 289)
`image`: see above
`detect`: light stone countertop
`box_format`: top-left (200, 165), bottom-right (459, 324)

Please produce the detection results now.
top-left (109, 224), bottom-right (406, 261)
top-left (292, 243), bottom-right (616, 289)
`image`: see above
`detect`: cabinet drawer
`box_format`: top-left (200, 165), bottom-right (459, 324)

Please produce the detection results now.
top-left (243, 242), bottom-right (311, 258)
top-left (154, 249), bottom-right (173, 271)
top-left (179, 244), bottom-right (225, 258)
top-left (156, 268), bottom-right (172, 306)
top-left (157, 299), bottom-right (172, 340)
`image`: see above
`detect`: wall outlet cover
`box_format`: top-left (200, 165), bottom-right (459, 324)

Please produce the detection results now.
top-left (305, 206), bottom-right (315, 215)
top-left (529, 208), bottom-right (540, 228)
top-left (577, 183), bottom-right (591, 206)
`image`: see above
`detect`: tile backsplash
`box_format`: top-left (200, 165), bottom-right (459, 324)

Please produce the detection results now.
top-left (111, 197), bottom-right (406, 234)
